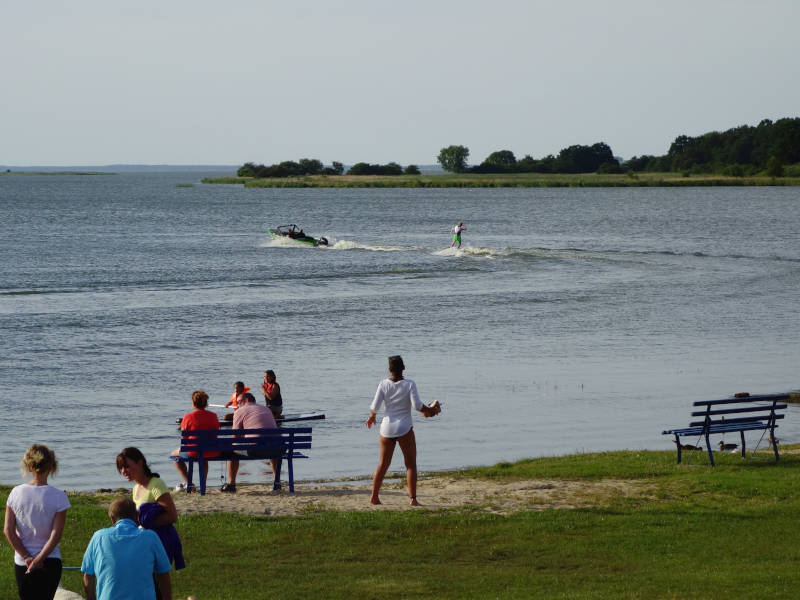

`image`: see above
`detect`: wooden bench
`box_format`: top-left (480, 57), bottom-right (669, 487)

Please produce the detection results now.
top-left (662, 393), bottom-right (787, 466)
top-left (170, 427), bottom-right (312, 494)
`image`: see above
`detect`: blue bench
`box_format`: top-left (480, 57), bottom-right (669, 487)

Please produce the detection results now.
top-left (170, 427), bottom-right (312, 494)
top-left (662, 393), bottom-right (787, 466)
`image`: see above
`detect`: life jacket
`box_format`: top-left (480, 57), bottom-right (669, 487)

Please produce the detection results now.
top-left (229, 386), bottom-right (251, 409)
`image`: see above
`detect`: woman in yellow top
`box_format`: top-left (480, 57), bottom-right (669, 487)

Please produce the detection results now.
top-left (116, 447), bottom-right (178, 526)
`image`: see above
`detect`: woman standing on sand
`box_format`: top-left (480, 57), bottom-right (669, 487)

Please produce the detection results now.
top-left (366, 355), bottom-right (437, 506)
top-left (4, 444), bottom-right (70, 600)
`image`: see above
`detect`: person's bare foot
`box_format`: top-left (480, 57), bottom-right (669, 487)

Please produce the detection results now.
top-left (370, 496), bottom-right (382, 505)
top-left (410, 497), bottom-right (420, 507)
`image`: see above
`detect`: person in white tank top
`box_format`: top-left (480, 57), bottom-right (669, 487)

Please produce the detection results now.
top-left (366, 355), bottom-right (437, 506)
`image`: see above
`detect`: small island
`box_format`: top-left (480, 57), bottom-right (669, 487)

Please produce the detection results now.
top-left (205, 117), bottom-right (800, 188)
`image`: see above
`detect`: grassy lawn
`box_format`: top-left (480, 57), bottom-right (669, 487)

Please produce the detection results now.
top-left (4, 449), bottom-right (800, 598)
top-left (202, 171), bottom-right (800, 188)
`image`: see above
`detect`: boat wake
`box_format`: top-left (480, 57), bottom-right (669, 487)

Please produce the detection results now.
top-left (260, 237), bottom-right (321, 248)
top-left (260, 236), bottom-right (675, 266)
top-left (330, 240), bottom-right (416, 252)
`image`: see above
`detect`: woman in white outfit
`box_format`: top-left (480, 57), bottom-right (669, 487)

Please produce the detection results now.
top-left (366, 355), bottom-right (436, 506)
top-left (4, 444), bottom-right (70, 600)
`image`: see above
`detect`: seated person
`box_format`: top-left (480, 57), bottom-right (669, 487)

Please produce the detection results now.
top-left (172, 390), bottom-right (220, 490)
top-left (260, 369), bottom-right (283, 420)
top-left (222, 392), bottom-right (280, 493)
top-left (223, 381), bottom-right (249, 421)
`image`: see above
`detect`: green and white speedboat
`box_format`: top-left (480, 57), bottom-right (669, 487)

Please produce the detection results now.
top-left (268, 224), bottom-right (328, 246)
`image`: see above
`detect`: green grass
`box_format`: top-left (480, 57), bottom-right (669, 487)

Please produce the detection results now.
top-left (5, 449), bottom-right (800, 598)
top-left (202, 171), bottom-right (800, 188)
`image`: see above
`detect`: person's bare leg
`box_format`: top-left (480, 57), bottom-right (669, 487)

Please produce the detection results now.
top-left (227, 460), bottom-right (239, 485)
top-left (371, 436), bottom-right (397, 505)
top-left (397, 429), bottom-right (419, 506)
top-left (171, 449), bottom-right (188, 483)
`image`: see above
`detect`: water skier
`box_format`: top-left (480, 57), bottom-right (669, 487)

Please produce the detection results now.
top-left (450, 221), bottom-right (466, 248)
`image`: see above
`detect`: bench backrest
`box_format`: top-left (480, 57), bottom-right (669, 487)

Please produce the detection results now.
top-left (179, 427), bottom-right (312, 455)
top-left (689, 393), bottom-right (788, 428)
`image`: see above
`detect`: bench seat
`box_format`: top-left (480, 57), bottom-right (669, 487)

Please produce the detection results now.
top-left (171, 427), bottom-right (312, 494)
top-left (662, 393), bottom-right (787, 466)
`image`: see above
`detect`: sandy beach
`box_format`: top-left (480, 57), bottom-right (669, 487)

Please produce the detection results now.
top-left (167, 474), bottom-right (650, 516)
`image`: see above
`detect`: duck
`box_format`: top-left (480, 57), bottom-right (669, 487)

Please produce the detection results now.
top-left (680, 444), bottom-right (703, 451)
top-left (718, 441), bottom-right (738, 451)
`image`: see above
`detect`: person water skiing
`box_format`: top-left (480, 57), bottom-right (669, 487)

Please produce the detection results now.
top-left (450, 222), bottom-right (466, 248)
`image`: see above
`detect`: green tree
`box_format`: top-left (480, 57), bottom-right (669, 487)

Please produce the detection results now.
top-left (298, 158), bottom-right (323, 175)
top-left (765, 156), bottom-right (784, 177)
top-left (483, 149), bottom-right (517, 168)
top-left (237, 162), bottom-right (257, 177)
top-left (437, 145), bottom-right (470, 173)
top-left (404, 164), bottom-right (421, 175)
top-left (556, 143), bottom-right (616, 173)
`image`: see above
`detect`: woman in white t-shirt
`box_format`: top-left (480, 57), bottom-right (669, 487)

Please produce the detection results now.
top-left (366, 355), bottom-right (436, 506)
top-left (4, 444), bottom-right (70, 600)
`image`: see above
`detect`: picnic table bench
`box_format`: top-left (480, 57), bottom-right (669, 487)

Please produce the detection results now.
top-left (170, 427), bottom-right (312, 494)
top-left (662, 393), bottom-right (788, 466)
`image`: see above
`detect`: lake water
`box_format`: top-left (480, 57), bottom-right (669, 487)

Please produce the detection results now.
top-left (1, 173), bottom-right (798, 491)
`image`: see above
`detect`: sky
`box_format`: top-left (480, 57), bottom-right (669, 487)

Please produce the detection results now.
top-left (2, 0), bottom-right (799, 167)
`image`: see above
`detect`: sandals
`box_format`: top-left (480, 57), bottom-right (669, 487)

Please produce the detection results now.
top-left (220, 482), bottom-right (236, 493)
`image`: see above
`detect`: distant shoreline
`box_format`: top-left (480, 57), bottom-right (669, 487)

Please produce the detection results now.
top-left (203, 172), bottom-right (800, 188)
top-left (0, 170), bottom-right (114, 176)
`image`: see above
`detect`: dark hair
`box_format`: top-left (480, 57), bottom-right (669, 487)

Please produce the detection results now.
top-left (234, 381), bottom-right (245, 392)
top-left (388, 355), bottom-right (405, 374)
top-left (240, 392), bottom-right (256, 404)
top-left (116, 447), bottom-right (159, 479)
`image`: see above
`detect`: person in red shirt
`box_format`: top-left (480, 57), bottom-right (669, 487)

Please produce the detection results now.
top-left (171, 390), bottom-right (220, 491)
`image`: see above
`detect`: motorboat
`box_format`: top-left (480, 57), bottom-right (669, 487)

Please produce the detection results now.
top-left (268, 224), bottom-right (328, 246)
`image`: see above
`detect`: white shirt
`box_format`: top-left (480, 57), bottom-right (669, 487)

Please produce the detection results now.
top-left (370, 377), bottom-right (424, 438)
top-left (6, 483), bottom-right (71, 565)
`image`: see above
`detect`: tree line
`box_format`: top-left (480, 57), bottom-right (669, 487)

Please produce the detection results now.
top-left (237, 159), bottom-right (420, 178)
top-left (626, 117), bottom-right (799, 176)
top-left (437, 143), bottom-right (620, 174)
top-left (438, 117), bottom-right (799, 176)
top-left (236, 117), bottom-right (799, 179)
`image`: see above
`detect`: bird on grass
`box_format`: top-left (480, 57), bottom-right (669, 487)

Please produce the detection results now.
top-left (680, 444), bottom-right (703, 451)
top-left (718, 441), bottom-right (738, 451)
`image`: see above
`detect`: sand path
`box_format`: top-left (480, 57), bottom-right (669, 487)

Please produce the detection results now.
top-left (170, 475), bottom-right (649, 516)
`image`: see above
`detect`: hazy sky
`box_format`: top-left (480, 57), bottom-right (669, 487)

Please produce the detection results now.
top-left (3, 1), bottom-right (798, 166)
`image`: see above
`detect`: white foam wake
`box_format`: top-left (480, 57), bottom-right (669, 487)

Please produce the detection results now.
top-left (433, 246), bottom-right (502, 258)
top-left (330, 240), bottom-right (413, 252)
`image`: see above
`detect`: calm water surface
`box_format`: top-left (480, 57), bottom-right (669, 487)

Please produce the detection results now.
top-left (1, 173), bottom-right (798, 490)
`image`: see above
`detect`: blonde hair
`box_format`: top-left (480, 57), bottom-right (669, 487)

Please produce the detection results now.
top-left (192, 390), bottom-right (209, 409)
top-left (21, 444), bottom-right (58, 477)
